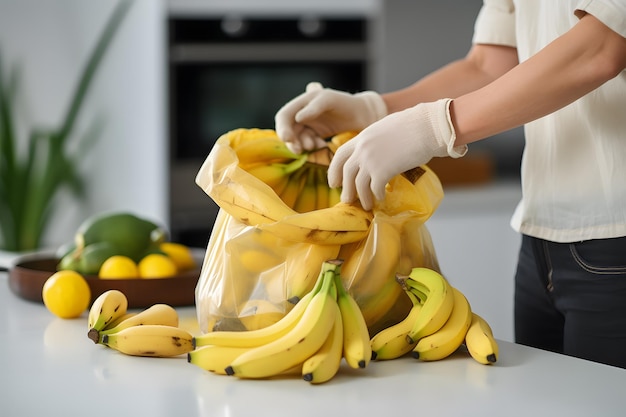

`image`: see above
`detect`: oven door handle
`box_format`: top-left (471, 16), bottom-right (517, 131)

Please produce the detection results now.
top-left (170, 42), bottom-right (367, 63)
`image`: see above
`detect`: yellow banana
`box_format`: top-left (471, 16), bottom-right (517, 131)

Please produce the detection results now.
top-left (188, 345), bottom-right (301, 376)
top-left (401, 216), bottom-right (440, 271)
top-left (90, 303), bottom-right (180, 343)
top-left (245, 155), bottom-right (307, 191)
top-left (344, 220), bottom-right (402, 294)
top-left (193, 290), bottom-right (315, 348)
top-left (374, 254), bottom-right (419, 329)
top-left (101, 324), bottom-right (194, 357)
top-left (302, 303), bottom-right (344, 384)
top-left (196, 140), bottom-right (298, 227)
top-left (358, 277), bottom-right (410, 336)
top-left (188, 345), bottom-right (250, 375)
top-left (373, 166), bottom-right (443, 218)
top-left (278, 167), bottom-right (308, 209)
top-left (101, 312), bottom-right (137, 331)
top-left (341, 217), bottom-right (403, 316)
top-left (293, 166), bottom-right (318, 213)
top-left (237, 299), bottom-right (286, 331)
top-left (222, 128), bottom-right (277, 151)
top-left (257, 202), bottom-right (373, 246)
top-left (193, 260), bottom-right (339, 348)
top-left (238, 248), bottom-right (283, 274)
top-left (370, 292), bottom-right (422, 361)
top-left (333, 267), bottom-right (372, 369)
top-left (234, 134), bottom-right (300, 168)
top-left (400, 268), bottom-right (455, 344)
top-left (412, 287), bottom-right (472, 361)
top-left (328, 186), bottom-right (342, 207)
top-left (285, 243), bottom-right (341, 304)
top-left (224, 261), bottom-right (338, 379)
top-left (465, 313), bottom-right (499, 365)
top-left (326, 131), bottom-right (358, 154)
top-left (208, 171), bottom-right (297, 227)
top-left (314, 165), bottom-right (330, 210)
top-left (88, 290), bottom-right (129, 332)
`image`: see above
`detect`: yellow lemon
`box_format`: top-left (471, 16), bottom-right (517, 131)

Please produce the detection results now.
top-left (138, 253), bottom-right (178, 279)
top-left (42, 270), bottom-right (91, 319)
top-left (98, 255), bottom-right (139, 279)
top-left (159, 242), bottom-right (197, 271)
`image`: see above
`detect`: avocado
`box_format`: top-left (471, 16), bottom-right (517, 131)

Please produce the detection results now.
top-left (74, 212), bottom-right (167, 262)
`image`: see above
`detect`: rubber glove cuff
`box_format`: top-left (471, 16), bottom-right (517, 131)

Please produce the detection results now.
top-left (351, 90), bottom-right (388, 129)
top-left (430, 98), bottom-right (467, 159)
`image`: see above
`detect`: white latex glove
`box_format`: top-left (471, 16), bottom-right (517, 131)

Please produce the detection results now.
top-left (327, 98), bottom-right (467, 211)
top-left (274, 82), bottom-right (387, 154)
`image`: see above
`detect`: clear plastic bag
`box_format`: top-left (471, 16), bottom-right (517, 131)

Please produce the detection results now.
top-left (195, 129), bottom-right (443, 335)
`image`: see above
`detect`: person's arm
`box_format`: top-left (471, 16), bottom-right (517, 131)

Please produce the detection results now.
top-left (451, 13), bottom-right (626, 146)
top-left (382, 44), bottom-right (519, 113)
top-left (328, 13), bottom-right (626, 210)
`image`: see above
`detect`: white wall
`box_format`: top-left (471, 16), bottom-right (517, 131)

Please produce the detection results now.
top-left (0, 0), bottom-right (167, 248)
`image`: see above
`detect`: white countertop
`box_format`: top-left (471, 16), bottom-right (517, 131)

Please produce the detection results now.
top-left (2, 271), bottom-right (625, 417)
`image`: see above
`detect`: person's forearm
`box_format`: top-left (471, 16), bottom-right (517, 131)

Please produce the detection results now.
top-left (451, 14), bottom-right (626, 146)
top-left (382, 44), bottom-right (519, 113)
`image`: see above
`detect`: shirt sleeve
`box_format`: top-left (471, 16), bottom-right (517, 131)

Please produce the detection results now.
top-left (472, 0), bottom-right (517, 47)
top-left (575, 0), bottom-right (626, 38)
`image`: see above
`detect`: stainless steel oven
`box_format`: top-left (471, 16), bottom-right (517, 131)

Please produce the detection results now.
top-left (167, 15), bottom-right (371, 247)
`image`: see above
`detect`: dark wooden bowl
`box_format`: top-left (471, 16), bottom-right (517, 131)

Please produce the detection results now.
top-left (9, 257), bottom-right (201, 308)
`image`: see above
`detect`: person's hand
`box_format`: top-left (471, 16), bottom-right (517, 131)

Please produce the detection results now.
top-left (274, 82), bottom-right (387, 154)
top-left (327, 98), bottom-right (467, 210)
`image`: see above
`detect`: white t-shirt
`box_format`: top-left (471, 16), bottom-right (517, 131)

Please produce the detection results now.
top-left (473, 0), bottom-right (626, 243)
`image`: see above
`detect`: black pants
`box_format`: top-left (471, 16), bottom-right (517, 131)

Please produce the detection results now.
top-left (514, 234), bottom-right (626, 368)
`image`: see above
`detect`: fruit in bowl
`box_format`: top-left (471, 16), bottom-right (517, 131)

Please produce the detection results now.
top-left (56, 211), bottom-right (194, 276)
top-left (7, 211), bottom-right (202, 308)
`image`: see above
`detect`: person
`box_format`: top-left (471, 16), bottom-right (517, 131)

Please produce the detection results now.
top-left (274, 1), bottom-right (626, 368)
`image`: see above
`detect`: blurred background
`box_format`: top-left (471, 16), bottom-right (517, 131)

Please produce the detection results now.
top-left (0, 0), bottom-right (522, 341)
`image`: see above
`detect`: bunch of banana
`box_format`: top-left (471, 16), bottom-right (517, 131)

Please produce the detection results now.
top-left (400, 268), bottom-right (456, 346)
top-left (410, 286), bottom-right (472, 361)
top-left (369, 267), bottom-right (499, 364)
top-left (189, 259), bottom-right (372, 384)
top-left (229, 128), bottom-right (338, 213)
top-left (88, 303), bottom-right (179, 343)
top-left (333, 267), bottom-right (372, 371)
top-left (87, 290), bottom-right (193, 357)
top-left (198, 128), bottom-right (373, 246)
top-left (274, 160), bottom-right (340, 214)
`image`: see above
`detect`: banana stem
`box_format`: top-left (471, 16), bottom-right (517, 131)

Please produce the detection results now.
top-left (319, 260), bottom-right (343, 295)
top-left (284, 154), bottom-right (309, 175)
top-left (395, 273), bottom-right (409, 290)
